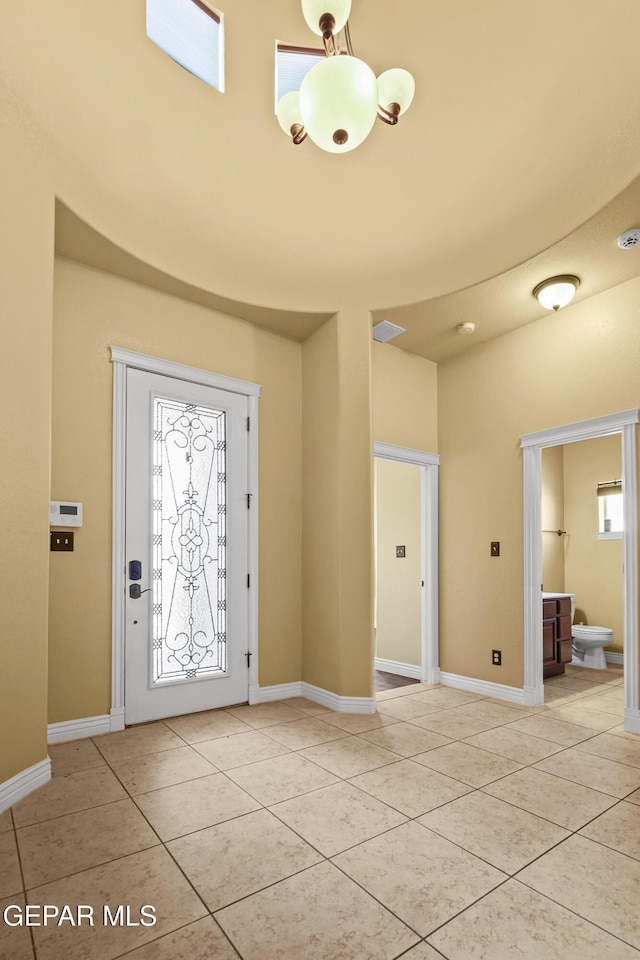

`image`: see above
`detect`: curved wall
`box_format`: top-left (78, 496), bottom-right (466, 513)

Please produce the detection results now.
top-left (5, 1), bottom-right (640, 314)
top-left (0, 123), bottom-right (54, 785)
top-left (49, 258), bottom-right (304, 723)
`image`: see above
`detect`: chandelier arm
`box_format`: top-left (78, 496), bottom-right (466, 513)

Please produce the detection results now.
top-left (319, 13), bottom-right (339, 56)
top-left (377, 103), bottom-right (401, 125)
top-left (344, 20), bottom-right (354, 56)
top-left (291, 124), bottom-right (307, 144)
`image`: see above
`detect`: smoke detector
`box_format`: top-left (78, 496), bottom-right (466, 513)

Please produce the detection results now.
top-left (617, 228), bottom-right (640, 249)
top-left (456, 321), bottom-right (476, 336)
top-left (372, 320), bottom-right (406, 342)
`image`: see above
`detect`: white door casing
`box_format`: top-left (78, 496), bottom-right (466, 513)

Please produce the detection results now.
top-left (373, 442), bottom-right (440, 684)
top-left (521, 409), bottom-right (639, 732)
top-left (111, 348), bottom-right (260, 728)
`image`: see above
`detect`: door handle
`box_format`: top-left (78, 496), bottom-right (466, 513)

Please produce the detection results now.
top-left (129, 584), bottom-right (151, 599)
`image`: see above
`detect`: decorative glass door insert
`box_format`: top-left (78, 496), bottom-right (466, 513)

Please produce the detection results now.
top-left (125, 368), bottom-right (249, 724)
top-left (152, 396), bottom-right (227, 684)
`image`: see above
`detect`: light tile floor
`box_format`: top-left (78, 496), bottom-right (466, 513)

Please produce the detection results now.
top-left (3, 664), bottom-right (640, 959)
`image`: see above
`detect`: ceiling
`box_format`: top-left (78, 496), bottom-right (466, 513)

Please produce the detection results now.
top-left (5, 0), bottom-right (640, 360)
top-left (376, 174), bottom-right (640, 362)
top-left (54, 202), bottom-right (332, 342)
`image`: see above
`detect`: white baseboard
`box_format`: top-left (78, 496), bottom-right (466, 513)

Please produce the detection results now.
top-left (110, 706), bottom-right (126, 731)
top-left (0, 758), bottom-right (51, 814)
top-left (374, 657), bottom-right (422, 681)
top-left (302, 682), bottom-right (376, 714)
top-left (522, 684), bottom-right (544, 707)
top-left (47, 713), bottom-right (122, 744)
top-left (250, 681), bottom-right (376, 714)
top-left (249, 682), bottom-right (303, 705)
top-left (439, 671), bottom-right (527, 705)
top-left (624, 708), bottom-right (640, 734)
top-left (605, 652), bottom-right (624, 665)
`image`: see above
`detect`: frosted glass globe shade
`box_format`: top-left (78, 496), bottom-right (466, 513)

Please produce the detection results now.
top-left (299, 56), bottom-right (378, 153)
top-left (277, 91), bottom-right (303, 135)
top-left (377, 68), bottom-right (415, 115)
top-left (533, 276), bottom-right (579, 311)
top-left (301, 0), bottom-right (351, 36)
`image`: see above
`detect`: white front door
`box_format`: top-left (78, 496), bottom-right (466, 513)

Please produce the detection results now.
top-left (125, 368), bottom-right (250, 724)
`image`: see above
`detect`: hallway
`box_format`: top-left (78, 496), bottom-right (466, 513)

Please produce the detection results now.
top-left (2, 664), bottom-right (639, 959)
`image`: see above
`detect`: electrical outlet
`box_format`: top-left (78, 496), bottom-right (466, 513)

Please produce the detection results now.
top-left (492, 649), bottom-right (502, 666)
top-left (490, 541), bottom-right (500, 557)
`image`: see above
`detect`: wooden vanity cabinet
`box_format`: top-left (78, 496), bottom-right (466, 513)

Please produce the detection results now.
top-left (543, 597), bottom-right (573, 679)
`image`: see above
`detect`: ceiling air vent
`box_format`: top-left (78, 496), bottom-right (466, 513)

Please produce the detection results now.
top-left (617, 228), bottom-right (640, 249)
top-left (372, 320), bottom-right (406, 343)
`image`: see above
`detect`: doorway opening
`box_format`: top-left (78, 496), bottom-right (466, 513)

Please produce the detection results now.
top-left (541, 435), bottom-right (624, 703)
top-left (373, 442), bottom-right (440, 687)
top-left (521, 409), bottom-right (639, 733)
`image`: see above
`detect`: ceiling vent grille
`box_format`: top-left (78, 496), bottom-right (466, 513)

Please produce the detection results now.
top-left (372, 320), bottom-right (406, 342)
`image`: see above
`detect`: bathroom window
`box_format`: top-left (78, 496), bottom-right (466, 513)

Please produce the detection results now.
top-left (597, 479), bottom-right (623, 539)
top-left (147, 0), bottom-right (224, 92)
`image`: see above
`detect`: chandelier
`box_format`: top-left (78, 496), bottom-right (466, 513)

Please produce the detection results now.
top-left (277, 0), bottom-right (415, 154)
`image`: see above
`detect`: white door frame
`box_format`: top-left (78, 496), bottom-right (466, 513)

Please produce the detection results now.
top-left (521, 409), bottom-right (640, 732)
top-left (110, 347), bottom-right (260, 730)
top-left (373, 442), bottom-right (440, 684)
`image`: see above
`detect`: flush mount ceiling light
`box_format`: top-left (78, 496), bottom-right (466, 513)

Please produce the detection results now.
top-left (533, 275), bottom-right (580, 312)
top-left (277, 0), bottom-right (415, 153)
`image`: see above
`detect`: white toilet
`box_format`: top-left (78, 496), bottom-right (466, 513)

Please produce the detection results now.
top-left (572, 625), bottom-right (613, 670)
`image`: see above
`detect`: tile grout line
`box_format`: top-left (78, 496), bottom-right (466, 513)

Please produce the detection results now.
top-left (108, 915), bottom-right (242, 960)
top-left (6, 805), bottom-right (38, 960)
top-left (103, 712), bottom-right (487, 944)
top-left (510, 874), bottom-right (640, 953)
top-left (96, 743), bottom-right (243, 960)
top-left (9, 671), bottom-right (638, 960)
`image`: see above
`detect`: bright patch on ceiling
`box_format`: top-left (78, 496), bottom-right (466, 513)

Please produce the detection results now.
top-left (147, 0), bottom-right (224, 92)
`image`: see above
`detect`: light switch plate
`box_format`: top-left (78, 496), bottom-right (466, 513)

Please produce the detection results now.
top-left (396, 545), bottom-right (406, 558)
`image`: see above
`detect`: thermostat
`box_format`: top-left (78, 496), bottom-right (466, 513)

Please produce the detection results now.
top-left (50, 501), bottom-right (83, 527)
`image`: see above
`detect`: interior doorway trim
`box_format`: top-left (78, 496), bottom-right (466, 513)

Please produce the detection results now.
top-left (521, 409), bottom-right (639, 731)
top-left (373, 441), bottom-right (440, 684)
top-left (110, 347), bottom-right (260, 729)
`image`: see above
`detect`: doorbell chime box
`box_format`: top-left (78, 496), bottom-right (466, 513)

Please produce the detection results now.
top-left (50, 501), bottom-right (83, 527)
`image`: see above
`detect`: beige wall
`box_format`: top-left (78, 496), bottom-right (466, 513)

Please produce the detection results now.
top-left (563, 435), bottom-right (623, 652)
top-left (0, 124), bottom-right (53, 784)
top-left (301, 319), bottom-right (340, 693)
top-left (302, 312), bottom-right (374, 697)
top-left (541, 445), bottom-right (565, 592)
top-left (438, 279), bottom-right (640, 688)
top-left (2, 130), bottom-right (639, 798)
top-left (49, 258), bottom-right (303, 723)
top-left (375, 459), bottom-right (422, 667)
top-left (372, 341), bottom-right (438, 452)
